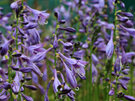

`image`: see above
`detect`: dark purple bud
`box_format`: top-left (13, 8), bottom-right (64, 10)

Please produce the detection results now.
top-left (123, 95), bottom-right (135, 101)
top-left (11, 65), bottom-right (19, 71)
top-left (21, 93), bottom-right (33, 101)
top-left (23, 84), bottom-right (37, 90)
top-left (120, 12), bottom-right (133, 18)
top-left (59, 20), bottom-right (66, 24)
top-left (12, 50), bottom-right (22, 57)
top-left (25, 77), bottom-right (32, 81)
top-left (59, 27), bottom-right (76, 33)
top-left (54, 11), bottom-right (61, 20)
top-left (19, 67), bottom-right (32, 73)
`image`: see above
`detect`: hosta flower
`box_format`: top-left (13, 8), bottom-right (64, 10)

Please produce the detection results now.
top-left (59, 52), bottom-right (87, 79)
top-left (31, 47), bottom-right (52, 63)
top-left (58, 27), bottom-right (76, 33)
top-left (119, 24), bottom-right (135, 36)
top-left (26, 5), bottom-right (49, 25)
top-left (12, 72), bottom-right (21, 94)
top-left (23, 84), bottom-right (37, 90)
top-left (27, 28), bottom-right (41, 45)
top-left (61, 58), bottom-right (77, 88)
top-left (53, 69), bottom-right (61, 93)
top-left (117, 14), bottom-right (128, 22)
top-left (21, 93), bottom-right (33, 101)
top-left (120, 12), bottom-right (133, 18)
top-left (0, 35), bottom-right (13, 56)
top-left (123, 95), bottom-right (135, 101)
top-left (10, 0), bottom-right (21, 10)
top-left (53, 35), bottom-right (58, 49)
top-left (109, 88), bottom-right (114, 96)
top-left (106, 30), bottom-right (114, 59)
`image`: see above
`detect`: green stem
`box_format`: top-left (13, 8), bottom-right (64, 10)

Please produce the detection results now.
top-left (89, 44), bottom-right (93, 101)
top-left (8, 47), bottom-right (13, 101)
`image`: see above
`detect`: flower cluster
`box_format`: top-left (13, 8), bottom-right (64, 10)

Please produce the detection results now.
top-left (0, 0), bottom-right (135, 101)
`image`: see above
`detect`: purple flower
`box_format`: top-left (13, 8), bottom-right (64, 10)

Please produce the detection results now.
top-left (31, 47), bottom-right (52, 63)
top-left (53, 69), bottom-right (61, 93)
top-left (109, 88), bottom-right (114, 96)
top-left (123, 95), bottom-right (135, 101)
top-left (10, 0), bottom-right (21, 9)
top-left (58, 27), bottom-right (76, 33)
top-left (61, 58), bottom-right (77, 88)
top-left (12, 72), bottom-right (21, 94)
top-left (19, 67), bottom-right (32, 73)
top-left (26, 6), bottom-right (49, 25)
top-left (106, 30), bottom-right (114, 59)
top-left (53, 35), bottom-right (58, 49)
top-left (120, 24), bottom-right (135, 36)
top-left (23, 84), bottom-right (37, 90)
top-left (59, 52), bottom-right (87, 79)
top-left (22, 93), bottom-right (33, 101)
top-left (120, 12), bottom-right (133, 18)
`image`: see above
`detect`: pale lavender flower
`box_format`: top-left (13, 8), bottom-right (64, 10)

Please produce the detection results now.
top-left (106, 30), bottom-right (114, 59)
top-left (53, 69), bottom-right (61, 93)
top-left (12, 72), bottom-right (21, 94)
top-left (26, 5), bottom-right (49, 25)
top-left (61, 58), bottom-right (77, 88)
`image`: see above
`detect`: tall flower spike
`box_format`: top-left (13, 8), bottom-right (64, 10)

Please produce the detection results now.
top-left (106, 30), bottom-right (114, 59)
top-left (60, 58), bottom-right (77, 88)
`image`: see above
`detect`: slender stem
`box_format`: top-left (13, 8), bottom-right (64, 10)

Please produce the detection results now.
top-left (89, 44), bottom-right (93, 101)
top-left (15, 14), bottom-right (19, 49)
top-left (8, 47), bottom-right (13, 101)
top-left (114, 2), bottom-right (118, 101)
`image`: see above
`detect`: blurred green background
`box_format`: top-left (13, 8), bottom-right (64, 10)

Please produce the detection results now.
top-left (0, 0), bottom-right (135, 13)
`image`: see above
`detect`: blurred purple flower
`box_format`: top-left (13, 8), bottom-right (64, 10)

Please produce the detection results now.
top-left (106, 30), bottom-right (114, 59)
